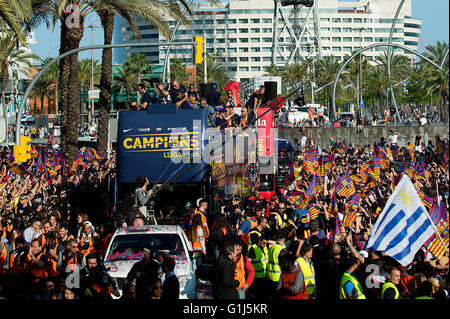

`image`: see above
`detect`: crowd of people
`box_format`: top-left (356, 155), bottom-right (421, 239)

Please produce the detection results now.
top-left (0, 77), bottom-right (448, 301)
top-left (179, 131), bottom-right (449, 300)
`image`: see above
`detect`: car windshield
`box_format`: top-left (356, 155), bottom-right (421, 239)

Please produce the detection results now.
top-left (105, 233), bottom-right (187, 263)
top-left (294, 107), bottom-right (309, 112)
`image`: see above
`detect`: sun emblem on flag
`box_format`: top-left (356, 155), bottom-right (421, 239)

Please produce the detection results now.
top-left (398, 188), bottom-right (414, 211)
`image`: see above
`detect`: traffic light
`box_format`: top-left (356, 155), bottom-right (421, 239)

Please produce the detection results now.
top-left (13, 135), bottom-right (31, 163)
top-left (194, 36), bottom-right (203, 64)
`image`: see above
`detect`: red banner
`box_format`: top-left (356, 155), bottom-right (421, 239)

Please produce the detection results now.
top-left (257, 107), bottom-right (274, 157)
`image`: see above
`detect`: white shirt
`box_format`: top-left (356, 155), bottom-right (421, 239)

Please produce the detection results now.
top-left (388, 134), bottom-right (399, 144)
top-left (300, 136), bottom-right (307, 147)
top-left (420, 117), bottom-right (427, 125)
top-left (23, 226), bottom-right (42, 244)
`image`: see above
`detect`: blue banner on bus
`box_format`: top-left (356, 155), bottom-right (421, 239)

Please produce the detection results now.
top-left (117, 107), bottom-right (209, 183)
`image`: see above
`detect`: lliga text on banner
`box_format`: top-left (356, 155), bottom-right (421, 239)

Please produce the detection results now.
top-left (366, 175), bottom-right (441, 267)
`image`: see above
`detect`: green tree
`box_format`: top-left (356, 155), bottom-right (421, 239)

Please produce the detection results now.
top-left (315, 55), bottom-right (342, 118)
top-left (0, 33), bottom-right (39, 139)
top-left (196, 53), bottom-right (229, 93)
top-left (419, 40), bottom-right (449, 120)
top-left (0, 0), bottom-right (32, 44)
top-left (169, 57), bottom-right (189, 84)
top-left (112, 64), bottom-right (136, 106)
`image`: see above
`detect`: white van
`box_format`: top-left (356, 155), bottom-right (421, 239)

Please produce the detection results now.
top-left (287, 104), bottom-right (328, 124)
top-left (104, 225), bottom-right (196, 299)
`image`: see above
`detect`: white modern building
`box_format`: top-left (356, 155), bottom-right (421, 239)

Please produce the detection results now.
top-left (114, 0), bottom-right (422, 82)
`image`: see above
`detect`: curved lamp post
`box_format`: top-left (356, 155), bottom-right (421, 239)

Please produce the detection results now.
top-left (331, 43), bottom-right (443, 121)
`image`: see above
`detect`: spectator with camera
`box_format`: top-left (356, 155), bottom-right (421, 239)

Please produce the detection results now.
top-left (81, 253), bottom-right (119, 299)
top-left (57, 238), bottom-right (86, 275)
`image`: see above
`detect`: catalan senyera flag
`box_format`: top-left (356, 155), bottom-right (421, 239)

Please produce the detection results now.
top-left (424, 199), bottom-right (449, 258)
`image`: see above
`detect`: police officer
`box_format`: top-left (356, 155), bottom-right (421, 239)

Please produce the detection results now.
top-left (379, 267), bottom-right (401, 299)
top-left (339, 255), bottom-right (366, 299)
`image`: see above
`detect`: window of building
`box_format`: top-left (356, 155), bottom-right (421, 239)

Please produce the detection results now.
top-left (228, 19), bottom-right (236, 24)
top-left (240, 57), bottom-right (249, 62)
top-left (404, 32), bottom-right (419, 37)
top-left (251, 28), bottom-right (260, 33)
top-left (364, 37), bottom-right (372, 42)
top-left (332, 27), bottom-right (341, 32)
top-left (251, 66), bottom-right (260, 71)
top-left (239, 19), bottom-right (248, 24)
top-left (219, 57), bottom-right (226, 63)
top-left (228, 67), bottom-right (237, 72)
top-left (276, 57), bottom-right (283, 62)
top-left (321, 37), bottom-right (330, 41)
top-left (262, 28), bottom-right (272, 33)
top-left (404, 23), bottom-right (420, 29)
top-left (262, 18), bottom-right (272, 23)
top-left (206, 48), bottom-right (214, 53)
top-left (239, 67), bottom-right (249, 71)
top-left (228, 38), bottom-right (237, 43)
top-left (216, 29), bottom-right (226, 34)
top-left (321, 27), bottom-right (330, 32)
top-left (251, 18), bottom-right (260, 23)
top-left (405, 41), bottom-right (418, 46)
top-left (343, 37), bottom-right (352, 42)
top-left (207, 38), bottom-right (214, 44)
top-left (322, 47), bottom-right (330, 51)
top-left (332, 37), bottom-right (341, 42)
top-left (251, 38), bottom-right (260, 42)
top-left (364, 18), bottom-right (372, 23)
top-left (343, 46), bottom-right (352, 51)
top-left (332, 18), bottom-right (341, 23)
top-left (263, 57), bottom-right (271, 62)
top-left (353, 18), bottom-right (362, 23)
top-left (320, 18), bottom-right (330, 22)
top-left (332, 47), bottom-right (341, 52)
top-left (251, 57), bottom-right (261, 62)
top-left (239, 28), bottom-right (249, 33)
top-left (228, 48), bottom-right (237, 53)
top-left (217, 19), bottom-right (225, 24)
top-left (262, 47), bottom-right (272, 52)
top-left (205, 20), bottom-right (214, 24)
top-left (251, 47), bottom-right (260, 52)
top-left (342, 18), bottom-right (352, 23)
top-left (239, 47), bottom-right (249, 52)
top-left (216, 38), bottom-right (225, 43)
top-left (363, 28), bottom-right (373, 32)
top-left (228, 57), bottom-right (237, 62)
top-left (216, 48), bottom-right (225, 53)
top-left (262, 37), bottom-right (272, 42)
top-left (239, 38), bottom-right (249, 43)
top-left (343, 27), bottom-right (352, 33)
top-left (194, 20), bottom-right (203, 25)
top-left (228, 28), bottom-right (237, 33)
top-left (354, 37), bottom-right (361, 42)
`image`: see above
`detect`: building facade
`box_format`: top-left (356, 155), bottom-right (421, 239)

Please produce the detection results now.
top-left (114, 0), bottom-right (421, 83)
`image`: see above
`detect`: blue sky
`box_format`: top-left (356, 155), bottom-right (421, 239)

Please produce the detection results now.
top-left (29, 0), bottom-right (449, 63)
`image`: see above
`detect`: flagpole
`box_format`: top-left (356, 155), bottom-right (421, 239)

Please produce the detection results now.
top-left (436, 180), bottom-right (440, 206)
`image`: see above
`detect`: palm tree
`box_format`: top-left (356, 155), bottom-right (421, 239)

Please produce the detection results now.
top-left (95, 0), bottom-right (189, 156)
top-left (169, 57), bottom-right (189, 84)
top-left (315, 55), bottom-right (342, 118)
top-left (366, 66), bottom-right (388, 116)
top-left (78, 59), bottom-right (101, 91)
top-left (419, 41), bottom-right (449, 120)
top-left (342, 50), bottom-right (369, 107)
top-left (30, 70), bottom-right (53, 114)
top-left (281, 63), bottom-right (307, 92)
top-left (196, 53), bottom-right (229, 93)
top-left (112, 64), bottom-right (137, 106)
top-left (0, 33), bottom-right (39, 140)
top-left (126, 53), bottom-right (151, 102)
top-left (0, 0), bottom-right (32, 44)
top-left (263, 64), bottom-right (282, 77)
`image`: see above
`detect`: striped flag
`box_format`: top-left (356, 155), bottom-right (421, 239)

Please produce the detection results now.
top-left (305, 175), bottom-right (318, 197)
top-left (373, 156), bottom-right (381, 180)
top-left (333, 172), bottom-right (351, 194)
top-left (343, 191), bottom-right (362, 227)
top-left (331, 214), bottom-right (344, 243)
top-left (337, 178), bottom-right (356, 198)
top-left (424, 199), bottom-right (448, 258)
top-left (304, 150), bottom-right (318, 175)
top-left (366, 175), bottom-right (437, 266)
top-left (308, 203), bottom-right (321, 219)
top-left (417, 189), bottom-right (434, 209)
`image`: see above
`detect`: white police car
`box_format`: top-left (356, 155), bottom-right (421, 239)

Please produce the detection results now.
top-left (104, 225), bottom-right (196, 299)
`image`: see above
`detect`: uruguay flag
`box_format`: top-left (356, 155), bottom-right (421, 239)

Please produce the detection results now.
top-left (360, 100), bottom-right (364, 108)
top-left (366, 175), bottom-right (437, 266)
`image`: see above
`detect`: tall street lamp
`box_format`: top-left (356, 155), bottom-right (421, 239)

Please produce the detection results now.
top-left (86, 24), bottom-right (101, 123)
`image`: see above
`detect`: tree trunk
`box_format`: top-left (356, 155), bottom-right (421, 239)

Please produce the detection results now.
top-left (1, 67), bottom-right (8, 141)
top-left (59, 18), bottom-right (70, 156)
top-left (63, 17), bottom-right (84, 162)
top-left (97, 11), bottom-right (114, 157)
